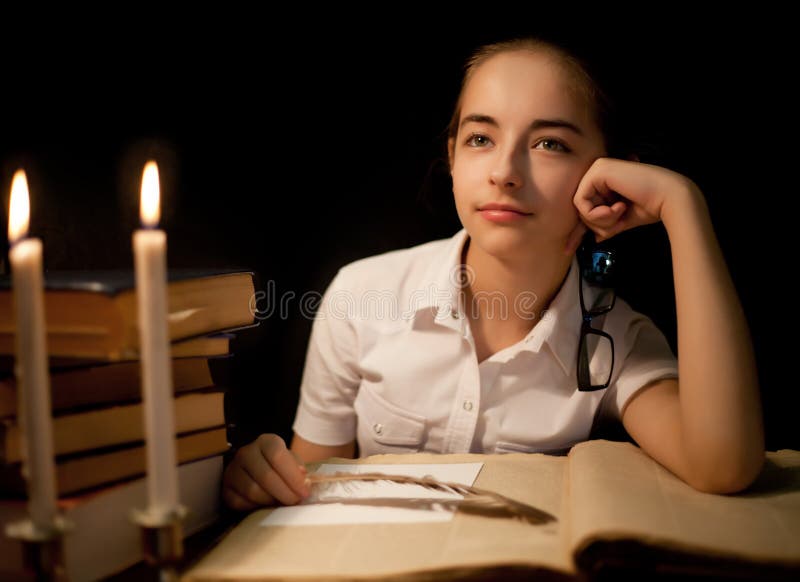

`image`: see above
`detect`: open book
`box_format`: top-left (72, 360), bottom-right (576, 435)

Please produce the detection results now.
top-left (181, 440), bottom-right (800, 581)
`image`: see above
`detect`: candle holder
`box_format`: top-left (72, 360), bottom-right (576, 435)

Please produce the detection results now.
top-left (131, 504), bottom-right (188, 581)
top-left (5, 515), bottom-right (70, 581)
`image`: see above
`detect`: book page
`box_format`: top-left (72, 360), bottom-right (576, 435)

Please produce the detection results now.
top-left (567, 440), bottom-right (800, 566)
top-left (262, 462), bottom-right (483, 526)
top-left (182, 452), bottom-right (576, 581)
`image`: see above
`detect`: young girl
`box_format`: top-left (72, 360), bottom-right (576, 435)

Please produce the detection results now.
top-left (222, 37), bottom-right (764, 509)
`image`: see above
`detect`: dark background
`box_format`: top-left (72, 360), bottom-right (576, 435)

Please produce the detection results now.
top-left (0, 11), bottom-right (796, 450)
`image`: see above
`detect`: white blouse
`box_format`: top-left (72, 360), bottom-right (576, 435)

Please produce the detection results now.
top-left (293, 230), bottom-right (678, 456)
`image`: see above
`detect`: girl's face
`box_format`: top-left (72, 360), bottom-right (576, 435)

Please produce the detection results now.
top-left (449, 50), bottom-right (607, 260)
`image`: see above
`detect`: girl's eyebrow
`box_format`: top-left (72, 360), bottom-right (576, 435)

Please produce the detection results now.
top-left (460, 113), bottom-right (585, 136)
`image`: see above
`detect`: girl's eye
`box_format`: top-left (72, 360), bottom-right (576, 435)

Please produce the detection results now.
top-left (465, 133), bottom-right (492, 147)
top-left (535, 138), bottom-right (570, 153)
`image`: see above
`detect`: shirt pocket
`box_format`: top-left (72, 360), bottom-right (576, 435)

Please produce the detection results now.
top-left (354, 385), bottom-right (427, 454)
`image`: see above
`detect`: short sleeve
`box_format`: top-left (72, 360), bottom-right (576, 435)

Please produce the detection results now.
top-left (292, 270), bottom-right (362, 446)
top-left (599, 308), bottom-right (679, 421)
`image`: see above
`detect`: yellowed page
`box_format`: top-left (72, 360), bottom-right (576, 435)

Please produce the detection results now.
top-left (182, 452), bottom-right (575, 581)
top-left (568, 440), bottom-right (800, 566)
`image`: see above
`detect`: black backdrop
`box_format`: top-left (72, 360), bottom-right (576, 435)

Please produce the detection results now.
top-left (1, 12), bottom-right (796, 450)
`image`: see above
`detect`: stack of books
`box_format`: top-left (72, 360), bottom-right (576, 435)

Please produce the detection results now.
top-left (0, 268), bottom-right (258, 580)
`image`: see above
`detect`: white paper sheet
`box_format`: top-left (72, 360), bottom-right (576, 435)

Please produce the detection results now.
top-left (261, 463), bottom-right (483, 526)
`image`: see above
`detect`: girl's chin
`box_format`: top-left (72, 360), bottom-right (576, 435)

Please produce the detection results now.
top-left (469, 226), bottom-right (536, 254)
top-left (466, 224), bottom-right (565, 259)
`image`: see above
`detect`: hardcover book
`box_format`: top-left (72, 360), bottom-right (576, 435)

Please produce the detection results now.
top-left (0, 355), bottom-right (224, 417)
top-left (0, 269), bottom-right (257, 359)
top-left (0, 391), bottom-right (224, 463)
top-left (0, 426), bottom-right (229, 496)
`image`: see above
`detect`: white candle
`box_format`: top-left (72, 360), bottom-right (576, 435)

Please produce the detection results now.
top-left (7, 170), bottom-right (58, 528)
top-left (133, 161), bottom-right (178, 518)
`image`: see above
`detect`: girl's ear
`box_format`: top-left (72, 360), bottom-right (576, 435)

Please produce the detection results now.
top-left (447, 137), bottom-right (455, 172)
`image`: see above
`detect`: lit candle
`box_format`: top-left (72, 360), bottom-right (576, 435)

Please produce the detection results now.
top-left (134, 161), bottom-right (178, 517)
top-left (7, 170), bottom-right (58, 528)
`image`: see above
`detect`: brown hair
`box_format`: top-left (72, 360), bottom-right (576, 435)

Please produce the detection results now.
top-left (447, 37), bottom-right (627, 159)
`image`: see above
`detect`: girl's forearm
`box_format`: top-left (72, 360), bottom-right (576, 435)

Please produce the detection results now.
top-left (662, 185), bottom-right (765, 491)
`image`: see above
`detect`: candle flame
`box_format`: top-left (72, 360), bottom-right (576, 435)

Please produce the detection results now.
top-left (8, 170), bottom-right (30, 244)
top-left (140, 161), bottom-right (160, 227)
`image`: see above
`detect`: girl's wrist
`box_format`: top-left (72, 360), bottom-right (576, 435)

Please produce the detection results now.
top-left (661, 178), bottom-right (709, 233)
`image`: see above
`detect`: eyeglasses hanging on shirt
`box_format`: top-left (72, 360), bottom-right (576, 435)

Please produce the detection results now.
top-left (577, 233), bottom-right (617, 391)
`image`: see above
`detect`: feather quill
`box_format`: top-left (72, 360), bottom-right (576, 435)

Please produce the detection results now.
top-left (306, 471), bottom-right (556, 525)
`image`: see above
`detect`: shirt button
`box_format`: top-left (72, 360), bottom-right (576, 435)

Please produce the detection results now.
top-left (373, 423), bottom-right (383, 435)
top-left (451, 309), bottom-right (460, 319)
top-left (462, 400), bottom-right (473, 411)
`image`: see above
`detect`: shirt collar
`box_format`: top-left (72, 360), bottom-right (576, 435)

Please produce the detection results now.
top-left (413, 229), bottom-right (470, 333)
top-left (522, 256), bottom-right (582, 377)
top-left (413, 229), bottom-right (584, 375)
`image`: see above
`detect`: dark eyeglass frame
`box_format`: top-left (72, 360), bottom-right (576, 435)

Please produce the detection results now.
top-left (577, 248), bottom-right (617, 391)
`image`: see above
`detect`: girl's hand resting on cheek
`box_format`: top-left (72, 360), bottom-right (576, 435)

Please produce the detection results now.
top-left (564, 158), bottom-right (701, 254)
top-left (222, 433), bottom-right (310, 511)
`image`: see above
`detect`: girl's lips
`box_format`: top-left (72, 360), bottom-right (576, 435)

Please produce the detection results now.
top-left (478, 209), bottom-right (531, 223)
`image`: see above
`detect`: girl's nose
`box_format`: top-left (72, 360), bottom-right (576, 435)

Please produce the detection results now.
top-left (489, 148), bottom-right (524, 191)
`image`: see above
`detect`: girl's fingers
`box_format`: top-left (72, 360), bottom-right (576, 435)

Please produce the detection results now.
top-left (221, 433), bottom-right (311, 510)
top-left (256, 463), bottom-right (307, 506)
top-left (257, 435), bottom-right (311, 501)
top-left (574, 190), bottom-right (598, 217)
top-left (237, 444), bottom-right (306, 506)
top-left (222, 486), bottom-right (258, 512)
top-left (575, 196), bottom-right (630, 242)
top-left (225, 462), bottom-right (275, 506)
top-left (574, 158), bottom-right (673, 242)
top-left (585, 199), bottom-right (626, 224)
